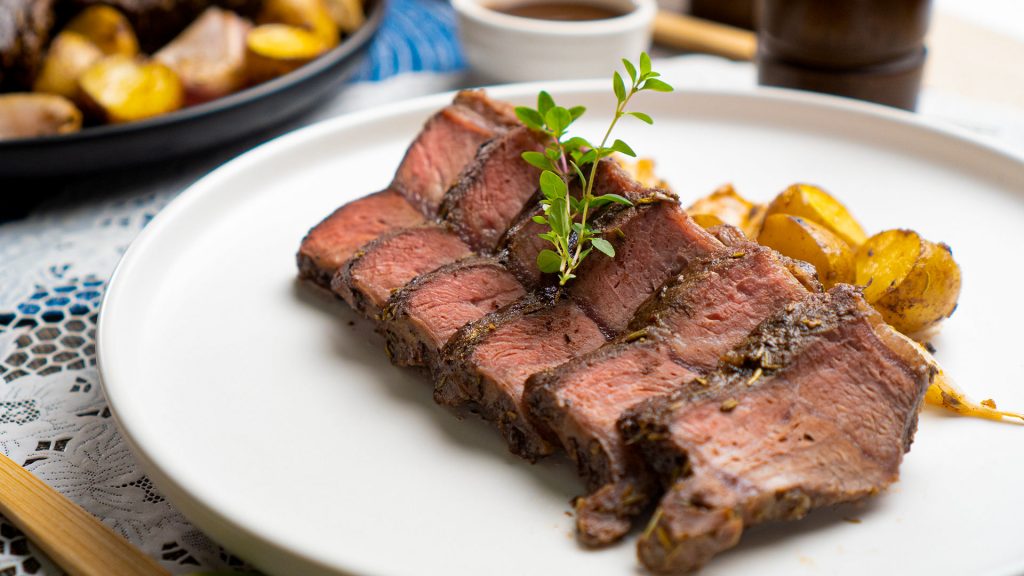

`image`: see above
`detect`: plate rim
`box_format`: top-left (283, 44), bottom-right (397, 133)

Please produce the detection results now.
top-left (96, 81), bottom-right (1024, 576)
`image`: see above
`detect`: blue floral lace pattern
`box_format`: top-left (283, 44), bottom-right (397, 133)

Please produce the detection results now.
top-left (0, 1), bottom-right (462, 573)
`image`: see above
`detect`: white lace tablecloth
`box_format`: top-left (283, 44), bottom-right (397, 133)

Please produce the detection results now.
top-left (2, 4), bottom-right (1024, 574)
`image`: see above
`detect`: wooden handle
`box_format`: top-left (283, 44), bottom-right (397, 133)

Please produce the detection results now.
top-left (0, 453), bottom-right (169, 576)
top-left (653, 11), bottom-right (758, 61)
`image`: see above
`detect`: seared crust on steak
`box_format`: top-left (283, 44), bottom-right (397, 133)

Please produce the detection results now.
top-left (392, 90), bottom-right (518, 215)
top-left (622, 285), bottom-right (935, 574)
top-left (438, 292), bottom-right (606, 460)
top-left (441, 126), bottom-right (546, 252)
top-left (380, 258), bottom-right (526, 368)
top-left (333, 225), bottom-right (472, 318)
top-left (526, 241), bottom-right (812, 546)
top-left (297, 189), bottom-right (425, 290)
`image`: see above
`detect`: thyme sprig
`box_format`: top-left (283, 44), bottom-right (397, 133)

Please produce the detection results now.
top-left (516, 52), bottom-right (673, 285)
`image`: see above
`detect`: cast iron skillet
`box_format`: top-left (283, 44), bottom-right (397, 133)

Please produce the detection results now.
top-left (0, 0), bottom-right (385, 179)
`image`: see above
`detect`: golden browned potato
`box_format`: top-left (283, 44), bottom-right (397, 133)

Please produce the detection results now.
top-left (78, 56), bottom-right (184, 123)
top-left (758, 213), bottom-right (854, 289)
top-left (155, 7), bottom-right (252, 104)
top-left (64, 5), bottom-right (140, 57)
top-left (686, 184), bottom-right (766, 238)
top-left (855, 229), bottom-right (961, 336)
top-left (765, 183), bottom-right (867, 248)
top-left (615, 156), bottom-right (670, 190)
top-left (33, 32), bottom-right (104, 99)
top-left (245, 24), bottom-right (329, 84)
top-left (258, 0), bottom-right (339, 47)
top-left (689, 213), bottom-right (726, 230)
top-left (324, 0), bottom-right (365, 34)
top-left (0, 94), bottom-right (82, 139)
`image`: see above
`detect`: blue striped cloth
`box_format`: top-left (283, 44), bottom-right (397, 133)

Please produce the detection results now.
top-left (350, 0), bottom-right (466, 82)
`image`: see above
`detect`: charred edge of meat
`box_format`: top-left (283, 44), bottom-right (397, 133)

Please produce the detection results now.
top-left (626, 239), bottom-right (792, 333)
top-left (452, 89), bottom-right (519, 128)
top-left (438, 126), bottom-right (546, 252)
top-left (436, 290), bottom-right (564, 461)
top-left (296, 250), bottom-right (336, 292)
top-left (331, 223), bottom-right (465, 317)
top-left (574, 475), bottom-right (661, 548)
top-left (378, 256), bottom-right (504, 368)
top-left (706, 224), bottom-right (822, 293)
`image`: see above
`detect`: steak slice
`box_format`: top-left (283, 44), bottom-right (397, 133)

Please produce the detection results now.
top-left (525, 242), bottom-right (813, 546)
top-left (621, 285), bottom-right (934, 574)
top-left (380, 258), bottom-right (526, 368)
top-left (441, 126), bottom-right (546, 252)
top-left (438, 198), bottom-right (720, 461)
top-left (438, 294), bottom-right (607, 460)
top-left (500, 159), bottom-right (654, 288)
top-left (297, 189), bottom-right (425, 290)
top-left (392, 90), bottom-right (518, 215)
top-left (332, 225), bottom-right (472, 318)
top-left (568, 198), bottom-right (722, 334)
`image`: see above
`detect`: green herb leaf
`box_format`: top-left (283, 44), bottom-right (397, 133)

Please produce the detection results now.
top-left (545, 106), bottom-right (571, 134)
top-left (522, 151), bottom-right (552, 171)
top-left (578, 149), bottom-right (598, 166)
top-left (515, 106), bottom-right (544, 130)
top-left (563, 136), bottom-right (590, 151)
top-left (591, 237), bottom-right (616, 257)
top-left (642, 78), bottom-right (674, 92)
top-left (590, 193), bottom-right (634, 207)
top-left (627, 111), bottom-right (653, 124)
top-left (611, 139), bottom-right (636, 157)
top-left (540, 170), bottom-right (567, 199)
top-left (613, 71), bottom-right (626, 102)
top-left (518, 52), bottom-right (671, 286)
top-left (538, 91), bottom-right (555, 116)
top-left (622, 58), bottom-right (637, 83)
top-left (639, 52), bottom-right (651, 76)
top-left (537, 249), bottom-right (562, 273)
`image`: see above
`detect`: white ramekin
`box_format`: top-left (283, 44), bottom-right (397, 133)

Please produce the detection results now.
top-left (452, 0), bottom-right (657, 83)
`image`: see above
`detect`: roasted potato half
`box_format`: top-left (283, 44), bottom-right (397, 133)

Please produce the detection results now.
top-left (759, 214), bottom-right (854, 289)
top-left (258, 0), bottom-right (339, 47)
top-left (325, 0), bottom-right (365, 34)
top-left (33, 32), bottom-right (104, 99)
top-left (686, 184), bottom-right (765, 238)
top-left (64, 5), bottom-right (140, 57)
top-left (78, 56), bottom-right (184, 123)
top-left (765, 183), bottom-right (867, 248)
top-left (245, 24), bottom-right (329, 84)
top-left (155, 7), bottom-right (252, 104)
top-left (855, 229), bottom-right (961, 336)
top-left (0, 94), bottom-right (82, 139)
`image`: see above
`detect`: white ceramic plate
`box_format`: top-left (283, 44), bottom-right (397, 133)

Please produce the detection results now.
top-left (98, 83), bottom-right (1024, 576)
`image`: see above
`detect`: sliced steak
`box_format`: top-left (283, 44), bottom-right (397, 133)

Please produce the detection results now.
top-left (621, 285), bottom-right (934, 574)
top-left (380, 258), bottom-right (526, 368)
top-left (392, 90), bottom-right (518, 215)
top-left (568, 198), bottom-right (722, 334)
top-left (438, 294), bottom-right (606, 460)
top-left (439, 197), bottom-right (712, 461)
top-left (332, 225), bottom-right (472, 318)
top-left (499, 159), bottom-right (653, 288)
top-left (525, 242), bottom-right (813, 546)
top-left (297, 189), bottom-right (425, 290)
top-left (441, 126), bottom-right (546, 252)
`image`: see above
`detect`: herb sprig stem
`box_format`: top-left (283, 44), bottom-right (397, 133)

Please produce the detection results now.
top-left (515, 52), bottom-right (673, 285)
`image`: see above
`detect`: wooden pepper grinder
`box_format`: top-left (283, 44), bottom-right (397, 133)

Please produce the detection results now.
top-left (756, 0), bottom-right (932, 111)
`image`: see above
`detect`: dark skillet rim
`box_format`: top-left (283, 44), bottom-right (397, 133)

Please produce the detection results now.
top-left (0, 0), bottom-right (386, 149)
